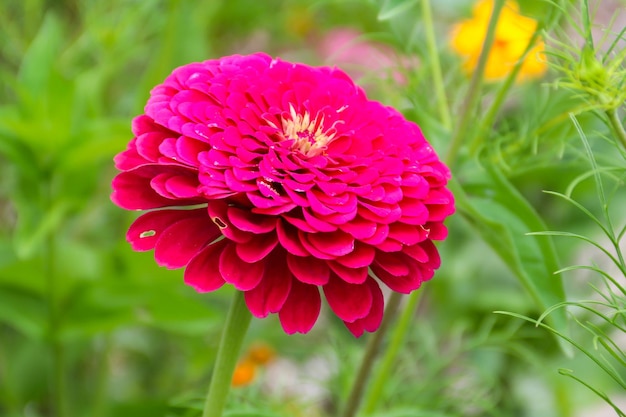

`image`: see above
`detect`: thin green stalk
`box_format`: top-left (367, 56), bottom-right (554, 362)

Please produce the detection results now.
top-left (421, 0), bottom-right (452, 130)
top-left (342, 292), bottom-right (403, 417)
top-left (92, 336), bottom-right (112, 417)
top-left (202, 290), bottom-right (252, 417)
top-left (445, 0), bottom-right (506, 167)
top-left (471, 30), bottom-right (542, 154)
top-left (606, 108), bottom-right (626, 152)
top-left (363, 287), bottom-right (424, 414)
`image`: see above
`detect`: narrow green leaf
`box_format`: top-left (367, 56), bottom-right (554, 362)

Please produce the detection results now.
top-left (452, 166), bottom-right (570, 353)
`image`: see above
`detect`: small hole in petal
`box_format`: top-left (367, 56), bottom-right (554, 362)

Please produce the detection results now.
top-left (140, 230), bottom-right (156, 238)
top-left (212, 217), bottom-right (228, 229)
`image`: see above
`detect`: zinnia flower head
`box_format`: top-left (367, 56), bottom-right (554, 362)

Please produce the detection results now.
top-left (450, 0), bottom-right (547, 81)
top-left (111, 53), bottom-right (454, 337)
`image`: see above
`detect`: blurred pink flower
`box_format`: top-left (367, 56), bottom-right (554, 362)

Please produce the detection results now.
top-left (317, 28), bottom-right (413, 83)
top-left (111, 53), bottom-right (454, 336)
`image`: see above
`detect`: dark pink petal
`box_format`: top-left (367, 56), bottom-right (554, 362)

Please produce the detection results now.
top-left (164, 175), bottom-right (201, 198)
top-left (245, 251), bottom-right (292, 317)
top-left (373, 251), bottom-right (410, 277)
top-left (219, 243), bottom-right (265, 290)
top-left (427, 222), bottom-right (448, 240)
top-left (235, 232), bottom-right (279, 263)
top-left (323, 274), bottom-right (372, 322)
top-left (372, 262), bottom-right (423, 294)
top-left (278, 279), bottom-right (321, 334)
top-left (184, 240), bottom-right (227, 292)
top-left (154, 215), bottom-right (221, 269)
top-left (328, 261), bottom-right (368, 284)
top-left (302, 208), bottom-right (338, 233)
top-left (227, 206), bottom-right (277, 233)
top-left (286, 254), bottom-right (330, 285)
top-left (114, 139), bottom-right (149, 170)
top-left (127, 209), bottom-right (201, 251)
top-left (305, 230), bottom-right (355, 257)
top-left (276, 220), bottom-right (309, 256)
top-left (339, 215), bottom-right (377, 239)
top-left (344, 277), bottom-right (384, 337)
top-left (208, 201), bottom-right (254, 243)
top-left (112, 165), bottom-right (201, 210)
top-left (334, 243), bottom-right (376, 268)
top-left (388, 223), bottom-right (428, 245)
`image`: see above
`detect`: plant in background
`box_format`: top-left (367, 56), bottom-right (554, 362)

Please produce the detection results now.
top-left (111, 52), bottom-right (455, 416)
top-left (449, 0), bottom-right (547, 82)
top-left (547, 0), bottom-right (626, 151)
top-left (499, 1), bottom-right (626, 414)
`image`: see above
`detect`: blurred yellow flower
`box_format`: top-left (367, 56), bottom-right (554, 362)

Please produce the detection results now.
top-left (450, 0), bottom-right (547, 81)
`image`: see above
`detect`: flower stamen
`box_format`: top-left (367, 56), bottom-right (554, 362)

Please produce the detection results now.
top-left (281, 104), bottom-right (341, 157)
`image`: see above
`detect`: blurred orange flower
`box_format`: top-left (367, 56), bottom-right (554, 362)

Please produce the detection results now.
top-left (231, 359), bottom-right (257, 387)
top-left (450, 0), bottom-right (547, 81)
top-left (231, 343), bottom-right (276, 387)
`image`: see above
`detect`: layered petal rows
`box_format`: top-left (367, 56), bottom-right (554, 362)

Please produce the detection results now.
top-left (112, 53), bottom-right (455, 336)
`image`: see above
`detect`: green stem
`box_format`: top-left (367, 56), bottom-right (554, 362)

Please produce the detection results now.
top-left (341, 292), bottom-right (403, 417)
top-left (445, 0), bottom-right (506, 167)
top-left (471, 30), bottom-right (542, 154)
top-left (202, 290), bottom-right (252, 417)
top-left (363, 288), bottom-right (424, 414)
top-left (606, 108), bottom-right (626, 152)
top-left (421, 0), bottom-right (452, 130)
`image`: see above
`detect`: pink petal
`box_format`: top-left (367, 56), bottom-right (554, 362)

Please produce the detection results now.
top-left (235, 232), bottom-right (279, 263)
top-left (339, 215), bottom-right (377, 239)
top-left (127, 209), bottom-right (200, 251)
top-left (328, 262), bottom-right (368, 284)
top-left (304, 230), bottom-right (355, 257)
top-left (184, 240), bottom-right (227, 292)
top-left (344, 277), bottom-right (384, 337)
top-left (278, 279), bottom-right (321, 334)
top-left (154, 215), bottom-right (220, 269)
top-left (334, 243), bottom-right (375, 268)
top-left (323, 274), bottom-right (373, 322)
top-left (276, 220), bottom-right (309, 256)
top-left (372, 262), bottom-right (423, 294)
top-left (208, 201), bottom-right (253, 244)
top-left (244, 251), bottom-right (293, 317)
top-left (286, 254), bottom-right (330, 285)
top-left (164, 175), bottom-right (201, 198)
top-left (219, 243), bottom-right (264, 291)
top-left (111, 165), bottom-right (201, 210)
top-left (372, 251), bottom-right (410, 277)
top-left (227, 206), bottom-right (277, 233)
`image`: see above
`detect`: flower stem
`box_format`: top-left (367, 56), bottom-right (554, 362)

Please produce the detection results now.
top-left (363, 287), bottom-right (424, 414)
top-left (202, 290), bottom-right (252, 417)
top-left (341, 291), bottom-right (402, 417)
top-left (445, 0), bottom-right (506, 167)
top-left (606, 108), bottom-right (626, 152)
top-left (421, 0), bottom-right (452, 130)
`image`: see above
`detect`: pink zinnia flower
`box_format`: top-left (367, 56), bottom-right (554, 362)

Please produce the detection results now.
top-left (112, 53), bottom-right (454, 337)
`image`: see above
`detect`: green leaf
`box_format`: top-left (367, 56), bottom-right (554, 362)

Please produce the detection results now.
top-left (452, 165), bottom-right (570, 353)
top-left (377, 0), bottom-right (418, 21)
top-left (17, 12), bottom-right (64, 99)
top-left (0, 286), bottom-right (46, 339)
top-left (13, 200), bottom-right (71, 259)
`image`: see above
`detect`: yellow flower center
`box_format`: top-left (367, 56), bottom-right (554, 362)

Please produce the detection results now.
top-left (281, 104), bottom-right (343, 157)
